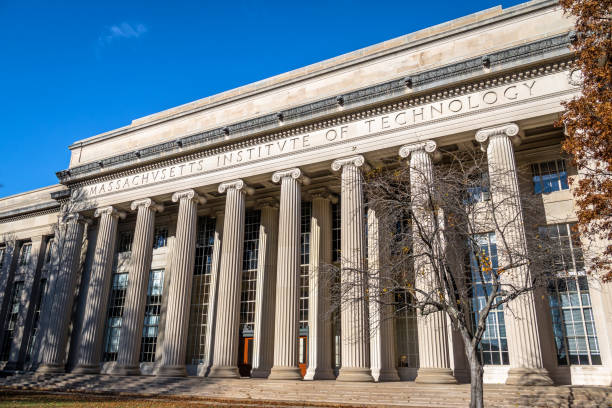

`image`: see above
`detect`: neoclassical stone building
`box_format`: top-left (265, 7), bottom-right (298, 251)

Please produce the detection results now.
top-left (1, 0), bottom-right (610, 387)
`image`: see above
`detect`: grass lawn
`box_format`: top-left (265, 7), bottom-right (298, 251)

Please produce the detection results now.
top-left (0, 391), bottom-right (225, 407)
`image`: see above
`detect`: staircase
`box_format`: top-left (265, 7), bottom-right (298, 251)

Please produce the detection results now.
top-left (1, 372), bottom-right (611, 407)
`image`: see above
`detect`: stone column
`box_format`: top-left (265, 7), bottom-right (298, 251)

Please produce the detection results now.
top-left (159, 190), bottom-right (205, 376)
top-left (6, 237), bottom-right (46, 371)
top-left (251, 198), bottom-right (279, 378)
top-left (475, 123), bottom-right (553, 385)
top-left (0, 241), bottom-right (18, 342)
top-left (367, 205), bottom-right (400, 382)
top-left (112, 198), bottom-right (163, 375)
top-left (331, 155), bottom-right (373, 382)
top-left (269, 168), bottom-right (309, 380)
top-left (399, 140), bottom-right (456, 384)
top-left (203, 212), bottom-right (223, 375)
top-left (37, 214), bottom-right (89, 374)
top-left (209, 179), bottom-right (253, 378)
top-left (73, 207), bottom-right (125, 374)
top-left (304, 189), bottom-right (336, 380)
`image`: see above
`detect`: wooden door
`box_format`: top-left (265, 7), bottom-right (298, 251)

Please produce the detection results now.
top-left (238, 337), bottom-right (253, 377)
top-left (298, 336), bottom-right (307, 377)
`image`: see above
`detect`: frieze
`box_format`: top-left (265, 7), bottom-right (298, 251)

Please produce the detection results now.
top-left (56, 33), bottom-right (574, 184)
top-left (73, 69), bottom-right (577, 201)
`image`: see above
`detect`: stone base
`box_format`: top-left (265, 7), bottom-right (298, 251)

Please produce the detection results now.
top-left (268, 366), bottom-right (302, 380)
top-left (337, 367), bottom-right (373, 382)
top-left (303, 367), bottom-right (336, 381)
top-left (415, 368), bottom-right (457, 384)
top-left (506, 367), bottom-right (554, 386)
top-left (250, 368), bottom-right (271, 378)
top-left (109, 365), bottom-right (141, 376)
top-left (36, 363), bottom-right (65, 374)
top-left (157, 365), bottom-right (187, 377)
top-left (208, 366), bottom-right (240, 378)
top-left (376, 368), bottom-right (401, 382)
top-left (72, 364), bottom-right (101, 375)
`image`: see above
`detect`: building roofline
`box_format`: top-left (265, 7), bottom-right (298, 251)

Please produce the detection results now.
top-left (68, 0), bottom-right (559, 150)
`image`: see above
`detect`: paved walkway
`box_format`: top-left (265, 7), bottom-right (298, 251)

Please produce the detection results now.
top-left (0, 373), bottom-right (611, 407)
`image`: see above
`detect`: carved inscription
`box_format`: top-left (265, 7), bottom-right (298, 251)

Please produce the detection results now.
top-left (80, 76), bottom-right (568, 199)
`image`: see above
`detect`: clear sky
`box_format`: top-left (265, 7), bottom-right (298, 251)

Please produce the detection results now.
top-left (0, 0), bottom-right (526, 198)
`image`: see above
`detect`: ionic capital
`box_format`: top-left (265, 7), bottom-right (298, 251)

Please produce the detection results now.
top-left (171, 189), bottom-right (206, 205)
top-left (307, 187), bottom-right (338, 204)
top-left (271, 168), bottom-right (310, 185)
top-left (218, 179), bottom-right (254, 195)
top-left (475, 123), bottom-right (520, 144)
top-left (66, 213), bottom-right (92, 225)
top-left (331, 155), bottom-right (368, 172)
top-left (94, 206), bottom-right (126, 220)
top-left (398, 140), bottom-right (439, 161)
top-left (130, 198), bottom-right (164, 213)
top-left (256, 197), bottom-right (279, 210)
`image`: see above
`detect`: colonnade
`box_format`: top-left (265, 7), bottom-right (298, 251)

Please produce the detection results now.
top-left (33, 123), bottom-right (552, 385)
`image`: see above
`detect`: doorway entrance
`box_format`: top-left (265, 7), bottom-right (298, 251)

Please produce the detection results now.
top-left (238, 337), bottom-right (253, 377)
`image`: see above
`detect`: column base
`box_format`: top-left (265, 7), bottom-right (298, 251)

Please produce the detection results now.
top-left (36, 363), bottom-right (65, 374)
top-left (505, 368), bottom-right (553, 386)
top-left (72, 364), bottom-right (101, 374)
top-left (374, 368), bottom-right (401, 382)
top-left (208, 365), bottom-right (240, 378)
top-left (109, 365), bottom-right (141, 376)
top-left (337, 367), bottom-right (373, 382)
top-left (304, 367), bottom-right (336, 380)
top-left (415, 368), bottom-right (457, 384)
top-left (268, 366), bottom-right (303, 380)
top-left (157, 365), bottom-right (187, 377)
top-left (250, 368), bottom-right (271, 378)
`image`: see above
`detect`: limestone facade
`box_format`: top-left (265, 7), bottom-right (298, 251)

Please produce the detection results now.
top-left (1, 0), bottom-right (611, 387)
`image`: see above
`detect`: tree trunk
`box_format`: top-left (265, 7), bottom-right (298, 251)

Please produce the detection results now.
top-left (467, 349), bottom-right (484, 408)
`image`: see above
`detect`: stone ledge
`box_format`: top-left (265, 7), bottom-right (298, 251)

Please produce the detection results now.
top-left (56, 32), bottom-right (574, 186)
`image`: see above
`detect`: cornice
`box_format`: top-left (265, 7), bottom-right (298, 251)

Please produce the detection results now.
top-left (69, 0), bottom-right (560, 150)
top-left (58, 33), bottom-right (575, 187)
top-left (0, 202), bottom-right (60, 223)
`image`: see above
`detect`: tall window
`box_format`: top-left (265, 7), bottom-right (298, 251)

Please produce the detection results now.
top-left (1, 281), bottom-right (24, 361)
top-left (331, 201), bottom-right (341, 369)
top-left (332, 202), bottom-right (341, 263)
top-left (18, 242), bottom-right (31, 266)
top-left (102, 272), bottom-right (128, 361)
top-left (26, 279), bottom-right (46, 363)
top-left (117, 231), bottom-right (134, 253)
top-left (469, 232), bottom-right (509, 365)
top-left (395, 291), bottom-right (419, 369)
top-left (300, 201), bottom-right (311, 331)
top-left (0, 246), bottom-right (5, 269)
top-left (140, 269), bottom-right (164, 362)
top-left (186, 216), bottom-right (216, 365)
top-left (240, 210), bottom-right (260, 336)
top-left (44, 238), bottom-right (54, 264)
top-left (465, 171), bottom-right (490, 203)
top-left (153, 226), bottom-right (168, 249)
top-left (541, 223), bottom-right (601, 365)
top-left (532, 159), bottom-right (569, 194)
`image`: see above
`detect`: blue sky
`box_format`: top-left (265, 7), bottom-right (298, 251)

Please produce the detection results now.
top-left (0, 0), bottom-right (526, 198)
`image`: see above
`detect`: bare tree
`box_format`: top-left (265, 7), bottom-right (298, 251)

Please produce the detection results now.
top-left (325, 147), bottom-right (576, 408)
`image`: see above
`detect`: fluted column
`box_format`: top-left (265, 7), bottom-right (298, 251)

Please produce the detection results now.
top-left (74, 206), bottom-right (125, 374)
top-left (304, 189), bottom-right (336, 380)
top-left (269, 168), bottom-right (309, 380)
top-left (37, 213), bottom-right (89, 374)
top-left (332, 155), bottom-right (373, 382)
top-left (112, 198), bottom-right (163, 375)
top-left (159, 190), bottom-right (205, 376)
top-left (209, 179), bottom-right (253, 378)
top-left (251, 198), bottom-right (279, 378)
top-left (367, 205), bottom-right (400, 382)
top-left (399, 140), bottom-right (456, 384)
top-left (476, 123), bottom-right (553, 385)
top-left (203, 212), bottom-right (223, 375)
